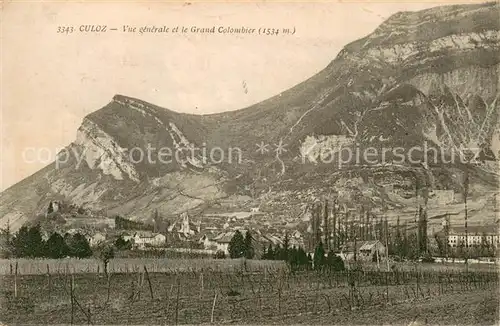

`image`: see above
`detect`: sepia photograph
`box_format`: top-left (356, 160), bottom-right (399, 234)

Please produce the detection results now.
top-left (1, 1), bottom-right (499, 325)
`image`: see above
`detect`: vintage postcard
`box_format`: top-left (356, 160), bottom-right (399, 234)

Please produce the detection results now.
top-left (1, 1), bottom-right (499, 325)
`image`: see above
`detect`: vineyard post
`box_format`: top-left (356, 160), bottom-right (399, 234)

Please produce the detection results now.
top-left (106, 273), bottom-right (112, 302)
top-left (175, 277), bottom-right (180, 325)
top-left (415, 265), bottom-right (419, 299)
top-left (163, 275), bottom-right (169, 324)
top-left (47, 263), bottom-right (51, 300)
top-left (210, 291), bottom-right (218, 324)
top-left (70, 273), bottom-right (75, 325)
top-left (87, 307), bottom-right (91, 325)
top-left (258, 290), bottom-right (263, 319)
top-left (143, 265), bottom-right (154, 300)
top-left (136, 270), bottom-right (141, 300)
top-left (449, 271), bottom-right (453, 293)
top-left (313, 275), bottom-right (320, 313)
top-left (385, 271), bottom-right (389, 304)
top-left (438, 274), bottom-right (442, 295)
top-left (200, 272), bottom-right (204, 298)
top-left (247, 272), bottom-right (256, 295)
top-left (130, 278), bottom-right (136, 302)
top-left (278, 281), bottom-right (282, 316)
top-left (14, 261), bottom-right (18, 298)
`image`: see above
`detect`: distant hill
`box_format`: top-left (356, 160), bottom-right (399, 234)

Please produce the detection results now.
top-left (1, 2), bottom-right (499, 231)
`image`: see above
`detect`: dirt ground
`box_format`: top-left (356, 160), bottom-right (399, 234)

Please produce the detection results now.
top-left (259, 288), bottom-right (499, 325)
top-left (1, 271), bottom-right (497, 325)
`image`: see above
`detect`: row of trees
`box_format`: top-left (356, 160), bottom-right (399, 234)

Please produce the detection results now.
top-left (4, 224), bottom-right (134, 264)
top-left (227, 230), bottom-right (255, 259)
top-left (4, 224), bottom-right (130, 275)
top-left (387, 216), bottom-right (497, 260)
top-left (7, 225), bottom-right (93, 259)
top-left (229, 231), bottom-right (344, 271)
top-left (433, 233), bottom-right (496, 259)
top-left (264, 241), bottom-right (345, 272)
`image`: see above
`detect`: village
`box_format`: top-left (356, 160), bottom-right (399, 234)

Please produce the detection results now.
top-left (42, 196), bottom-right (499, 263)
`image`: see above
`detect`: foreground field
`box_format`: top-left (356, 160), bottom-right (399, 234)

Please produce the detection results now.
top-left (271, 288), bottom-right (499, 325)
top-left (1, 257), bottom-right (496, 276)
top-left (0, 258), bottom-right (287, 275)
top-left (1, 264), bottom-right (498, 324)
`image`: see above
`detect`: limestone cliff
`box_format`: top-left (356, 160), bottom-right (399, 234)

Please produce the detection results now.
top-left (1, 2), bottom-right (499, 231)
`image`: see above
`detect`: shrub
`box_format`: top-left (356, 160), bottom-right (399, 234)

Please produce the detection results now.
top-left (213, 250), bottom-right (226, 259)
top-left (326, 251), bottom-right (345, 271)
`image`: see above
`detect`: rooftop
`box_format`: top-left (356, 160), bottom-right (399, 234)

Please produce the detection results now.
top-left (341, 240), bottom-right (384, 252)
top-left (449, 225), bottom-right (499, 236)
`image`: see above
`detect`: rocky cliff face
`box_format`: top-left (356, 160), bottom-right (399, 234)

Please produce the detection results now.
top-left (75, 118), bottom-right (141, 182)
top-left (1, 2), bottom-right (499, 231)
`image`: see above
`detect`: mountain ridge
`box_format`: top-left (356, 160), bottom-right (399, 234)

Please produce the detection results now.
top-left (1, 2), bottom-right (499, 232)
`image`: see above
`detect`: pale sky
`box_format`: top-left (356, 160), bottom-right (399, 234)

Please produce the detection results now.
top-left (1, 1), bottom-right (469, 191)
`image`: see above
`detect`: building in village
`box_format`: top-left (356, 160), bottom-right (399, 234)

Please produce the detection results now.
top-left (205, 229), bottom-right (282, 257)
top-left (250, 207), bottom-right (260, 213)
top-left (167, 212), bottom-right (200, 239)
top-left (86, 232), bottom-right (106, 247)
top-left (124, 231), bottom-right (167, 249)
top-left (446, 225), bottom-right (499, 248)
top-left (261, 233), bottom-right (283, 247)
top-left (211, 231), bottom-right (235, 254)
top-left (289, 230), bottom-right (305, 248)
top-left (197, 232), bottom-right (219, 251)
top-left (340, 240), bottom-right (386, 262)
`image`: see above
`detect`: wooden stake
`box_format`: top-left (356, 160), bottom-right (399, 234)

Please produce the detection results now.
top-left (47, 264), bottom-right (51, 299)
top-left (143, 265), bottom-right (154, 300)
top-left (210, 292), bottom-right (218, 323)
top-left (14, 261), bottom-right (18, 298)
top-left (200, 272), bottom-right (204, 298)
top-left (175, 278), bottom-right (180, 325)
top-left (107, 273), bottom-right (111, 302)
top-left (70, 273), bottom-right (75, 325)
top-left (137, 271), bottom-right (142, 300)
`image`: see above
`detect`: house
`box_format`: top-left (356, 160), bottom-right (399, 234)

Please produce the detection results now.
top-left (128, 231), bottom-right (166, 249)
top-left (341, 240), bottom-right (386, 262)
top-left (212, 231), bottom-right (235, 254)
top-left (289, 237), bottom-right (304, 249)
top-left (122, 232), bottom-right (134, 242)
top-left (87, 232), bottom-right (106, 247)
top-left (291, 230), bottom-right (303, 239)
top-left (289, 230), bottom-right (305, 248)
top-left (210, 229), bottom-right (280, 257)
top-left (197, 232), bottom-right (218, 250)
top-left (446, 225), bottom-right (499, 248)
top-left (260, 234), bottom-right (283, 247)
